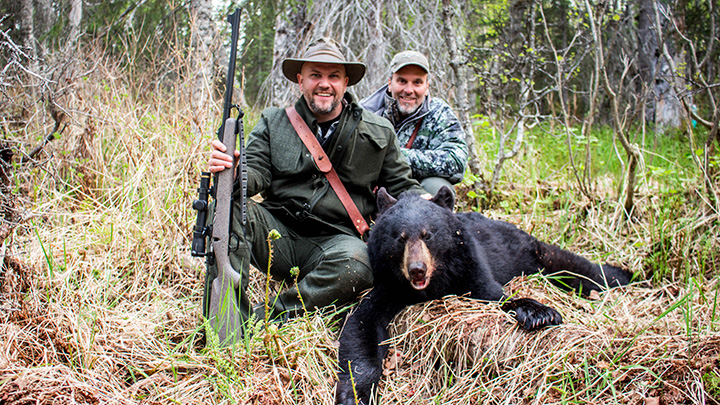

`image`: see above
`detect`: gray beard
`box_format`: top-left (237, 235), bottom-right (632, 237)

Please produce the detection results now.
top-left (397, 102), bottom-right (420, 116)
top-left (309, 98), bottom-right (339, 116)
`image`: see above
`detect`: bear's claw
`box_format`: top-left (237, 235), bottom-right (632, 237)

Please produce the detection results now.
top-left (502, 297), bottom-right (563, 331)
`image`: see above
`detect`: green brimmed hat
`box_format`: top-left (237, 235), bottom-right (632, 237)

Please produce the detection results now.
top-left (282, 38), bottom-right (366, 86)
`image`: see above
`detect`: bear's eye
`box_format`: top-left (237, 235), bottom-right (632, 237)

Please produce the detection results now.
top-left (397, 232), bottom-right (407, 242)
top-left (422, 229), bottom-right (433, 240)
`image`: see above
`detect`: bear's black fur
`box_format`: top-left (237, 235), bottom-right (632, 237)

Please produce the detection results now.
top-left (335, 186), bottom-right (632, 405)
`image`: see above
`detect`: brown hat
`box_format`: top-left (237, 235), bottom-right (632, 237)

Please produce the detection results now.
top-left (282, 38), bottom-right (366, 86)
top-left (390, 51), bottom-right (430, 73)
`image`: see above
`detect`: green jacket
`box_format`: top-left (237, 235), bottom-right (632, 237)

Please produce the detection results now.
top-left (236, 93), bottom-right (424, 237)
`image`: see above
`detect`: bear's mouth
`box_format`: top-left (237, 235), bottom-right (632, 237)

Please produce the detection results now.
top-left (410, 276), bottom-right (429, 290)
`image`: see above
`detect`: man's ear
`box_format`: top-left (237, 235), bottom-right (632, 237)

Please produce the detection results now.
top-left (376, 187), bottom-right (398, 216)
top-left (430, 186), bottom-right (455, 211)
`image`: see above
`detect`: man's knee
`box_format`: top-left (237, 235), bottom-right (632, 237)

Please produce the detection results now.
top-left (344, 255), bottom-right (374, 291)
top-left (420, 176), bottom-right (455, 197)
top-left (330, 237), bottom-right (373, 293)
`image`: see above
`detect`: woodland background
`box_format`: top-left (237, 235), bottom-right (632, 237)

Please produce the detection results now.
top-left (1, 0), bottom-right (719, 404)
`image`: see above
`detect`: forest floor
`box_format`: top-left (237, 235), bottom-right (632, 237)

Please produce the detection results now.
top-left (1, 50), bottom-right (719, 404)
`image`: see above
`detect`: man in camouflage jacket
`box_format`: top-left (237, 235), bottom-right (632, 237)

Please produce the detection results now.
top-left (361, 51), bottom-right (468, 195)
top-left (205, 39), bottom-right (425, 329)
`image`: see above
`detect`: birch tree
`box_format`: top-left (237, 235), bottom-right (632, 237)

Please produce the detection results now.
top-left (67, 0), bottom-right (83, 52)
top-left (190, 0), bottom-right (217, 128)
top-left (19, 0), bottom-right (36, 69)
top-left (637, 0), bottom-right (684, 133)
top-left (267, 0), bottom-right (310, 107)
top-left (440, 0), bottom-right (485, 204)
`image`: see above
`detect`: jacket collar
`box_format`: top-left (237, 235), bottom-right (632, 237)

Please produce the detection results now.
top-left (360, 83), bottom-right (430, 130)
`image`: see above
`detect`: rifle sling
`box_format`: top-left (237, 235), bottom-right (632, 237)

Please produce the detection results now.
top-left (285, 106), bottom-right (370, 237)
top-left (405, 118), bottom-right (423, 148)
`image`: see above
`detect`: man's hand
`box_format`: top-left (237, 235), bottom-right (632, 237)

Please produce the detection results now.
top-left (209, 139), bottom-right (240, 174)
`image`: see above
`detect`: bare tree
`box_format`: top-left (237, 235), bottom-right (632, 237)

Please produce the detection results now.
top-left (440, 0), bottom-right (485, 205)
top-left (359, 0), bottom-right (388, 90)
top-left (18, 0), bottom-right (36, 69)
top-left (656, 0), bottom-right (720, 209)
top-left (266, 0), bottom-right (311, 107)
top-left (34, 0), bottom-right (55, 59)
top-left (584, 0), bottom-right (642, 214)
top-left (261, 0), bottom-right (462, 107)
top-left (637, 0), bottom-right (684, 133)
top-left (67, 0), bottom-right (83, 52)
top-left (189, 0), bottom-right (217, 129)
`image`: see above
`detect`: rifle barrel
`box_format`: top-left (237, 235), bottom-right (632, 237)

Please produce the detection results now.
top-left (219, 9), bottom-right (242, 142)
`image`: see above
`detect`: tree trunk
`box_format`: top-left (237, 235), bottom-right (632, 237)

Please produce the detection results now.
top-left (34, 0), bottom-right (54, 59)
top-left (440, 0), bottom-right (484, 206)
top-left (19, 0), bottom-right (37, 67)
top-left (362, 0), bottom-right (387, 90)
top-left (189, 0), bottom-right (216, 127)
top-left (585, 0), bottom-right (641, 213)
top-left (67, 0), bottom-right (83, 52)
top-left (637, 0), bottom-right (683, 133)
top-left (269, 1), bottom-right (310, 107)
top-left (489, 0), bottom-right (538, 196)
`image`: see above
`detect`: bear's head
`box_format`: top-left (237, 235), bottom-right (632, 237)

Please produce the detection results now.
top-left (369, 186), bottom-right (462, 293)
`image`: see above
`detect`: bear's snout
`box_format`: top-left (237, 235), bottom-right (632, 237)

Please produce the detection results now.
top-left (402, 238), bottom-right (435, 290)
top-left (408, 262), bottom-right (426, 283)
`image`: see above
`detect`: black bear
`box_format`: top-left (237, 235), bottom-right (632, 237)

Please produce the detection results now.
top-left (335, 186), bottom-right (632, 405)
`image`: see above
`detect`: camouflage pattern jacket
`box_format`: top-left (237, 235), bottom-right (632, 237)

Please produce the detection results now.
top-left (361, 84), bottom-right (468, 184)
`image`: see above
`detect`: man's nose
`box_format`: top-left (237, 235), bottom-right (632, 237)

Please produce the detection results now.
top-left (318, 76), bottom-right (331, 87)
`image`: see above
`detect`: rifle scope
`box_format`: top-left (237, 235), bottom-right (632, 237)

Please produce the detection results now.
top-left (191, 171), bottom-right (212, 257)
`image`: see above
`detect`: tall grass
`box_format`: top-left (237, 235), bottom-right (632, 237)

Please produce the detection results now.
top-left (1, 41), bottom-right (718, 404)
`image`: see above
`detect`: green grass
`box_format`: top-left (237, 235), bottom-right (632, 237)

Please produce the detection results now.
top-left (1, 45), bottom-right (719, 404)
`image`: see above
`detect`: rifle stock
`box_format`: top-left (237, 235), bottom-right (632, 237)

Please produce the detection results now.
top-left (208, 117), bottom-right (243, 345)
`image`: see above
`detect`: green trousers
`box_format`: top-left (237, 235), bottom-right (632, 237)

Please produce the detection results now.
top-left (202, 199), bottom-right (373, 326)
top-left (419, 176), bottom-right (455, 197)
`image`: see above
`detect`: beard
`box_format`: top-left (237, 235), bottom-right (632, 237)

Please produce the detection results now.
top-left (309, 97), bottom-right (340, 116)
top-left (397, 100), bottom-right (421, 116)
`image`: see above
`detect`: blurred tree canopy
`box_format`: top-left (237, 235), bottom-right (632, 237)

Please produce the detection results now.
top-left (2, 0), bottom-right (718, 207)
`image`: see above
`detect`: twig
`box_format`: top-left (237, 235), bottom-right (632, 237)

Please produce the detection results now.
top-left (20, 121), bottom-right (66, 163)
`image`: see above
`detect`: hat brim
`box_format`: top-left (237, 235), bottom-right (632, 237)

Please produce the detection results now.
top-left (282, 58), bottom-right (366, 86)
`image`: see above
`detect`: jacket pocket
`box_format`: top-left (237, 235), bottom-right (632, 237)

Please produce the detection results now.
top-left (341, 131), bottom-right (386, 186)
top-left (270, 131), bottom-right (305, 173)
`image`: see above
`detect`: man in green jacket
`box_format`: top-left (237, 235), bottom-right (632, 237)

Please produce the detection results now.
top-left (204, 38), bottom-right (426, 328)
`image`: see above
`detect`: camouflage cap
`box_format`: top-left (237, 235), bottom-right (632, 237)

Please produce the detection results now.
top-left (390, 51), bottom-right (430, 73)
top-left (282, 38), bottom-right (366, 86)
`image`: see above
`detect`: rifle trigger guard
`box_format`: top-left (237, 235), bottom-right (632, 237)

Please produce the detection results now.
top-left (229, 232), bottom-right (242, 252)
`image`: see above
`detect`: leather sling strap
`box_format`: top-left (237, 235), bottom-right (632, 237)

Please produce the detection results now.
top-left (285, 106), bottom-right (370, 236)
top-left (405, 118), bottom-right (423, 148)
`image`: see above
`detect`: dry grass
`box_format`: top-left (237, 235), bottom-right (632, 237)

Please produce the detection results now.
top-left (383, 278), bottom-right (720, 404)
top-left (1, 44), bottom-right (719, 404)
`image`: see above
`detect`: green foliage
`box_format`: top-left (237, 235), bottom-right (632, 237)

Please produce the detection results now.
top-left (703, 370), bottom-right (720, 400)
top-left (237, 0), bottom-right (281, 105)
top-left (85, 0), bottom-right (190, 68)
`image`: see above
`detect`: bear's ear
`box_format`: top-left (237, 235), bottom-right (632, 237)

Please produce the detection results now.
top-left (376, 187), bottom-right (398, 215)
top-left (431, 186), bottom-right (455, 210)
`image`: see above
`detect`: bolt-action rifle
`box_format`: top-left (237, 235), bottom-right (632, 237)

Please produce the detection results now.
top-left (191, 8), bottom-right (247, 345)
